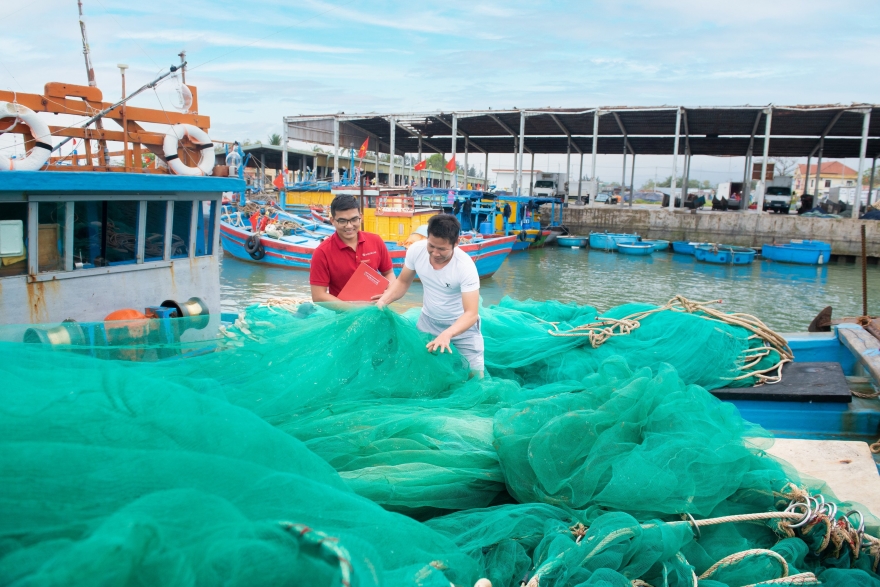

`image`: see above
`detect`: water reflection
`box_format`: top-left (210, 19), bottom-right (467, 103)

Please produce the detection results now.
top-left (221, 247), bottom-right (878, 332)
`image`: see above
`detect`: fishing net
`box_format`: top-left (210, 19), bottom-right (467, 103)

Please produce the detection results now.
top-left (0, 298), bottom-right (877, 587)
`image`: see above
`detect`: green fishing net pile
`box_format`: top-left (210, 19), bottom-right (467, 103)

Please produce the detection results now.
top-left (0, 299), bottom-right (877, 587)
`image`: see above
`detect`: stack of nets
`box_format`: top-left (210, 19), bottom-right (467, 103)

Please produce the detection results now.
top-left (1, 297), bottom-right (877, 587)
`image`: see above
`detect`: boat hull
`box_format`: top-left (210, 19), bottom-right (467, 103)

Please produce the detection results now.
top-left (671, 241), bottom-right (709, 255)
top-left (221, 221), bottom-right (516, 278)
top-left (617, 243), bottom-right (654, 256)
top-left (556, 236), bottom-right (588, 248)
top-left (694, 245), bottom-right (756, 265)
top-left (589, 233), bottom-right (639, 250)
top-left (762, 240), bottom-right (831, 265)
top-left (640, 239), bottom-right (670, 251)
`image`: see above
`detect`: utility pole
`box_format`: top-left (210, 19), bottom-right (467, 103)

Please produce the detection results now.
top-left (77, 0), bottom-right (109, 168)
top-left (178, 51), bottom-right (186, 83)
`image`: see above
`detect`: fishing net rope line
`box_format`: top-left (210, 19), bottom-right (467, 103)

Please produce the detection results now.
top-left (1, 297), bottom-right (878, 587)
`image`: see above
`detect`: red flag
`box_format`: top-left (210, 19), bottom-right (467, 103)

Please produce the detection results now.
top-left (357, 138), bottom-right (369, 159)
top-left (413, 159), bottom-right (427, 171)
top-left (445, 156), bottom-right (456, 172)
top-left (273, 172), bottom-right (284, 190)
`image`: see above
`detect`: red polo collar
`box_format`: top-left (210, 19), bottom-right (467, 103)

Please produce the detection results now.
top-left (331, 231), bottom-right (366, 249)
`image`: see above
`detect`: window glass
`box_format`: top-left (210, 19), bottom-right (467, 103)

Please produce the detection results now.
top-left (144, 201), bottom-right (167, 261)
top-left (170, 201), bottom-right (192, 259)
top-left (72, 201), bottom-right (138, 268)
top-left (37, 202), bottom-right (66, 272)
top-left (195, 200), bottom-right (215, 256)
top-left (0, 202), bottom-right (28, 277)
top-left (824, 179), bottom-right (831, 188)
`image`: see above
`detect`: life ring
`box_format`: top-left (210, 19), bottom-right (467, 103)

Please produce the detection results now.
top-left (162, 124), bottom-right (214, 176)
top-left (245, 234), bottom-right (265, 260)
top-left (0, 102), bottom-right (53, 171)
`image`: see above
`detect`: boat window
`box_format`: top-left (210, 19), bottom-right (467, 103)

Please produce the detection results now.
top-left (195, 200), bottom-right (216, 257)
top-left (170, 201), bottom-right (192, 259)
top-left (37, 202), bottom-right (67, 272)
top-left (72, 201), bottom-right (139, 269)
top-left (144, 201), bottom-right (167, 261)
top-left (0, 203), bottom-right (28, 277)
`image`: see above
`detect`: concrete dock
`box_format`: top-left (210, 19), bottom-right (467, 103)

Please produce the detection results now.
top-left (562, 206), bottom-right (880, 259)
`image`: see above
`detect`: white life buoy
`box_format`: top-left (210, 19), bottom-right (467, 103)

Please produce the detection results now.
top-left (163, 124), bottom-right (214, 176)
top-left (0, 102), bottom-right (53, 171)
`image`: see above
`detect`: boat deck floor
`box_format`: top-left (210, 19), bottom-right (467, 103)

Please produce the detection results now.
top-left (766, 439), bottom-right (880, 531)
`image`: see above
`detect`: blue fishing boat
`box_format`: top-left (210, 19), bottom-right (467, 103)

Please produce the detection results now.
top-left (694, 244), bottom-right (756, 265)
top-left (589, 232), bottom-right (639, 250)
top-left (0, 71), bottom-right (243, 335)
top-left (617, 243), bottom-right (654, 256)
top-left (640, 239), bottom-right (670, 251)
top-left (556, 236), bottom-right (588, 249)
top-left (763, 239), bottom-right (831, 265)
top-left (671, 241), bottom-right (711, 255)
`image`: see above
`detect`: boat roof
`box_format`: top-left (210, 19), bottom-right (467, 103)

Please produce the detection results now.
top-left (0, 171), bottom-right (245, 195)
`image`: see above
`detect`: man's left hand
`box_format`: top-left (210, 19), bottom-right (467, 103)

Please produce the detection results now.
top-left (426, 333), bottom-right (453, 354)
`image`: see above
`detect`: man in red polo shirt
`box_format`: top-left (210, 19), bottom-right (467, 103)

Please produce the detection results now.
top-left (310, 194), bottom-right (394, 302)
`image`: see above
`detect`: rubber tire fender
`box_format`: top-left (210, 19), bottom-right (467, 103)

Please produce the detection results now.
top-left (245, 234), bottom-right (261, 254)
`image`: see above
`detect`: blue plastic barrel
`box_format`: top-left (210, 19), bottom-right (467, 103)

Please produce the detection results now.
top-left (479, 222), bottom-right (493, 235)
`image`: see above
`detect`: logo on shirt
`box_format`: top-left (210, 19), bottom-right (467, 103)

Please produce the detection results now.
top-left (446, 283), bottom-right (450, 287)
top-left (362, 251), bottom-right (376, 256)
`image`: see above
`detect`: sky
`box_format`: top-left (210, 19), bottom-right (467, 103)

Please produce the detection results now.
top-left (2, 0), bottom-right (878, 186)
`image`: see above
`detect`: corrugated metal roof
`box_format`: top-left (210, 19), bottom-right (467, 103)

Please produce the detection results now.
top-left (285, 105), bottom-right (880, 158)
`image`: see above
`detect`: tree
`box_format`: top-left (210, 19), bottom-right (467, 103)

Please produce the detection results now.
top-left (640, 179), bottom-right (656, 190)
top-left (268, 133), bottom-right (282, 146)
top-left (769, 157), bottom-right (797, 177)
top-left (657, 176), bottom-right (673, 187)
top-left (701, 179), bottom-right (712, 189)
top-left (424, 153), bottom-right (448, 171)
top-left (863, 167), bottom-right (880, 187)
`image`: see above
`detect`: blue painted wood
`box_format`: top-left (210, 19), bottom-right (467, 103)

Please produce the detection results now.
top-left (0, 171), bottom-right (245, 194)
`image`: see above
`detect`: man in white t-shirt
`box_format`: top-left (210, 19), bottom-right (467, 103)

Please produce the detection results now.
top-left (376, 214), bottom-right (484, 375)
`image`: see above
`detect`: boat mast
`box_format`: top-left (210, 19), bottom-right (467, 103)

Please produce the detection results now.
top-left (77, 0), bottom-right (110, 167)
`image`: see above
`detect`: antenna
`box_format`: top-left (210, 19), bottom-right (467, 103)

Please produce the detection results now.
top-left (77, 0), bottom-right (109, 167)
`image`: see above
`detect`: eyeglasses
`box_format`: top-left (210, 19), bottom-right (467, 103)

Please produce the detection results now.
top-left (334, 217), bottom-right (361, 226)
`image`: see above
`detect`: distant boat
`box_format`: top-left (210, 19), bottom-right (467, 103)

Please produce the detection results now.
top-left (762, 240), bottom-right (831, 265)
top-left (694, 244), bottom-right (756, 265)
top-left (556, 236), bottom-right (588, 249)
top-left (639, 239), bottom-right (670, 252)
top-left (589, 233), bottom-right (639, 251)
top-left (617, 243), bottom-right (654, 256)
top-left (672, 241), bottom-right (711, 255)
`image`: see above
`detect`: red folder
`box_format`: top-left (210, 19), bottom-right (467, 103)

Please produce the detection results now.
top-left (337, 262), bottom-right (389, 302)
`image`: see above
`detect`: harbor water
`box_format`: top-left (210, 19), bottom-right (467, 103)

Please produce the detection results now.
top-left (221, 248), bottom-right (879, 333)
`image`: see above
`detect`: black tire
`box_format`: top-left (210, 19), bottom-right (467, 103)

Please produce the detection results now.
top-left (782, 207), bottom-right (790, 214)
top-left (245, 234), bottom-right (265, 259)
top-left (245, 234), bottom-right (260, 254)
top-left (518, 229), bottom-right (528, 242)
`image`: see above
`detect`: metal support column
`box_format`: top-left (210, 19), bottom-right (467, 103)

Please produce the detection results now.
top-left (814, 141), bottom-right (824, 199)
top-left (418, 136), bottom-right (423, 187)
top-left (517, 111), bottom-right (525, 196)
top-left (853, 109), bottom-right (871, 219)
top-left (577, 153), bottom-right (584, 203)
top-left (389, 117), bottom-right (396, 187)
top-left (529, 152), bottom-right (535, 196)
top-left (565, 140), bottom-right (571, 202)
top-left (281, 118), bottom-right (288, 176)
top-left (756, 108), bottom-right (773, 213)
top-left (27, 202), bottom-right (38, 276)
top-left (450, 113), bottom-right (458, 188)
top-left (621, 142), bottom-right (627, 197)
top-left (485, 152), bottom-right (490, 190)
top-left (869, 156), bottom-right (877, 206)
top-left (464, 140), bottom-right (469, 189)
top-left (64, 202), bottom-right (74, 271)
top-left (629, 154), bottom-right (636, 208)
top-left (590, 110), bottom-right (599, 206)
top-left (803, 154), bottom-right (812, 197)
top-left (681, 149), bottom-right (691, 205)
top-left (669, 108), bottom-right (681, 210)
top-left (332, 117), bottom-right (339, 183)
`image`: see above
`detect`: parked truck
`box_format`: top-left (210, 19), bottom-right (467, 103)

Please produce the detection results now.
top-left (532, 172), bottom-right (568, 198)
top-left (713, 182), bottom-right (744, 211)
top-left (763, 176), bottom-right (794, 214)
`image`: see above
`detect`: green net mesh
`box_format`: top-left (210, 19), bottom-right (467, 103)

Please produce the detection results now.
top-left (1, 299), bottom-right (877, 587)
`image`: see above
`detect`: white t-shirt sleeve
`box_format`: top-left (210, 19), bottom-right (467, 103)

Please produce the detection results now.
top-left (459, 254), bottom-right (480, 293)
top-left (404, 241), bottom-right (424, 271)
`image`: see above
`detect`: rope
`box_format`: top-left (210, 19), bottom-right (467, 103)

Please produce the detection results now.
top-left (742, 572), bottom-right (820, 586)
top-left (699, 549), bottom-right (789, 581)
top-left (546, 295), bottom-right (793, 384)
top-left (279, 522), bottom-right (353, 587)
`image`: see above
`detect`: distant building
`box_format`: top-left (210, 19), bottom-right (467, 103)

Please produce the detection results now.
top-left (493, 168), bottom-right (542, 192)
top-left (793, 161), bottom-right (858, 196)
